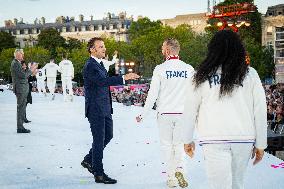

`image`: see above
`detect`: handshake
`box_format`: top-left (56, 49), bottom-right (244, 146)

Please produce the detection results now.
top-left (124, 73), bottom-right (140, 80)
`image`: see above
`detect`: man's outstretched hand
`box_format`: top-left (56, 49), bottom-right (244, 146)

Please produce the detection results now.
top-left (124, 73), bottom-right (140, 80)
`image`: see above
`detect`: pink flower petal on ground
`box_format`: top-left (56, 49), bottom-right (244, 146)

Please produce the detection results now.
top-left (271, 165), bottom-right (279, 168)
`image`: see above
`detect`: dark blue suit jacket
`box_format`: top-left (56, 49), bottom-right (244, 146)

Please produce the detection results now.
top-left (83, 57), bottom-right (123, 118)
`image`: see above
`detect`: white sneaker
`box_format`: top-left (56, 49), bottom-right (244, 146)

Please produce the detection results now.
top-left (167, 179), bottom-right (178, 188)
top-left (175, 172), bottom-right (188, 188)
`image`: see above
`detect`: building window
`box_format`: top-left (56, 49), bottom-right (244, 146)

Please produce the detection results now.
top-left (276, 49), bottom-right (284, 58)
top-left (276, 27), bottom-right (284, 32)
top-left (276, 32), bottom-right (284, 41)
top-left (275, 41), bottom-right (284, 49)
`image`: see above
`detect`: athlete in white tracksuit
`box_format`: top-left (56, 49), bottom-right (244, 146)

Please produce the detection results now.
top-left (59, 59), bottom-right (74, 101)
top-left (36, 68), bottom-right (46, 96)
top-left (136, 39), bottom-right (194, 188)
top-left (183, 30), bottom-right (267, 189)
top-left (102, 51), bottom-right (118, 72)
top-left (42, 60), bottom-right (60, 100)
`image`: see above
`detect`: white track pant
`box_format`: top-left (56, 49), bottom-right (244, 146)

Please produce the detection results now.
top-left (202, 143), bottom-right (253, 189)
top-left (61, 77), bottom-right (73, 99)
top-left (46, 77), bottom-right (56, 95)
top-left (157, 114), bottom-right (185, 178)
top-left (37, 79), bottom-right (46, 93)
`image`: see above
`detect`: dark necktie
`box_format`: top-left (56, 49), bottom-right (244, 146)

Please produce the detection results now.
top-left (99, 61), bottom-right (105, 69)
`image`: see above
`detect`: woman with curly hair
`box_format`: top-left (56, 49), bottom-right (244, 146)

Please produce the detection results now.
top-left (183, 30), bottom-right (267, 189)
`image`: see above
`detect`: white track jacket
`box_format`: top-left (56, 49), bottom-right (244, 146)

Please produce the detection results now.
top-left (36, 69), bottom-right (46, 80)
top-left (42, 62), bottom-right (60, 78)
top-left (140, 59), bottom-right (194, 119)
top-left (183, 67), bottom-right (267, 149)
top-left (59, 60), bottom-right (74, 78)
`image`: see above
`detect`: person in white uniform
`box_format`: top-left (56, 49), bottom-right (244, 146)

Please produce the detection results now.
top-left (42, 59), bottom-right (60, 100)
top-left (183, 30), bottom-right (267, 189)
top-left (102, 50), bottom-right (118, 72)
top-left (59, 58), bottom-right (74, 101)
top-left (136, 38), bottom-right (194, 188)
top-left (35, 65), bottom-right (46, 96)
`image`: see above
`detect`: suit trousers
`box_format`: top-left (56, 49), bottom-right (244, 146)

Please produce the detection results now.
top-left (16, 92), bottom-right (28, 129)
top-left (157, 114), bottom-right (185, 179)
top-left (202, 143), bottom-right (253, 189)
top-left (85, 114), bottom-right (113, 176)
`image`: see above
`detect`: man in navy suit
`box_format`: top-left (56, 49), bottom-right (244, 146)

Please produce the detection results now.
top-left (82, 37), bottom-right (139, 184)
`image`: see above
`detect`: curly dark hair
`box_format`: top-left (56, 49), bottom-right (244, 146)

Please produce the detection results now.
top-left (193, 30), bottom-right (249, 97)
top-left (87, 37), bottom-right (103, 53)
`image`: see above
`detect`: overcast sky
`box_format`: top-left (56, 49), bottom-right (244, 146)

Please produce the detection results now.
top-left (0, 0), bottom-right (283, 26)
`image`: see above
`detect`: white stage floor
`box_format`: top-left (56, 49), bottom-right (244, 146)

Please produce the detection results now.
top-left (0, 90), bottom-right (283, 189)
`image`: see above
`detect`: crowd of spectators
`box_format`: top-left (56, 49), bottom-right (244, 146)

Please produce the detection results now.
top-left (265, 84), bottom-right (284, 132)
top-left (111, 86), bottom-right (149, 107)
top-left (15, 81), bottom-right (284, 121)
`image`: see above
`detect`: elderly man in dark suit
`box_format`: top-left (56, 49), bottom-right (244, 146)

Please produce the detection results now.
top-left (10, 49), bottom-right (37, 133)
top-left (82, 37), bottom-right (139, 184)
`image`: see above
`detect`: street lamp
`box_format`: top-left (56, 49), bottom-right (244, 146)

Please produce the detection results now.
top-left (130, 62), bottom-right (135, 66)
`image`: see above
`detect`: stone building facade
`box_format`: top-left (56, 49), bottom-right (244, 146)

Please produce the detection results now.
top-left (0, 12), bottom-right (132, 48)
top-left (160, 13), bottom-right (208, 33)
top-left (262, 4), bottom-right (284, 83)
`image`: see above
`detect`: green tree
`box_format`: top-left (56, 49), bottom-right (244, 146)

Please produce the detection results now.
top-left (0, 31), bottom-right (16, 52)
top-left (24, 47), bottom-right (50, 66)
top-left (66, 37), bottom-right (82, 51)
top-left (128, 17), bottom-right (162, 40)
top-left (243, 37), bottom-right (274, 80)
top-left (207, 0), bottom-right (262, 43)
top-left (0, 48), bottom-right (15, 81)
top-left (37, 28), bottom-right (66, 58)
top-left (69, 43), bottom-right (89, 86)
top-left (129, 22), bottom-right (208, 77)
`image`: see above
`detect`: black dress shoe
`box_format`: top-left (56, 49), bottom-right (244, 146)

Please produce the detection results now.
top-left (17, 128), bottom-right (31, 133)
top-left (81, 160), bottom-right (94, 174)
top-left (95, 173), bottom-right (117, 184)
top-left (24, 119), bottom-right (31, 123)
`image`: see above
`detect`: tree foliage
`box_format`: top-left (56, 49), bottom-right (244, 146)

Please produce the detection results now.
top-left (0, 31), bottom-right (16, 52)
top-left (37, 28), bottom-right (66, 58)
top-left (243, 37), bottom-right (274, 79)
top-left (23, 47), bottom-right (50, 66)
top-left (0, 13), bottom-right (274, 83)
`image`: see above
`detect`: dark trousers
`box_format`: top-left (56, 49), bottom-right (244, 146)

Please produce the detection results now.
top-left (16, 92), bottom-right (28, 129)
top-left (84, 114), bottom-right (113, 176)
